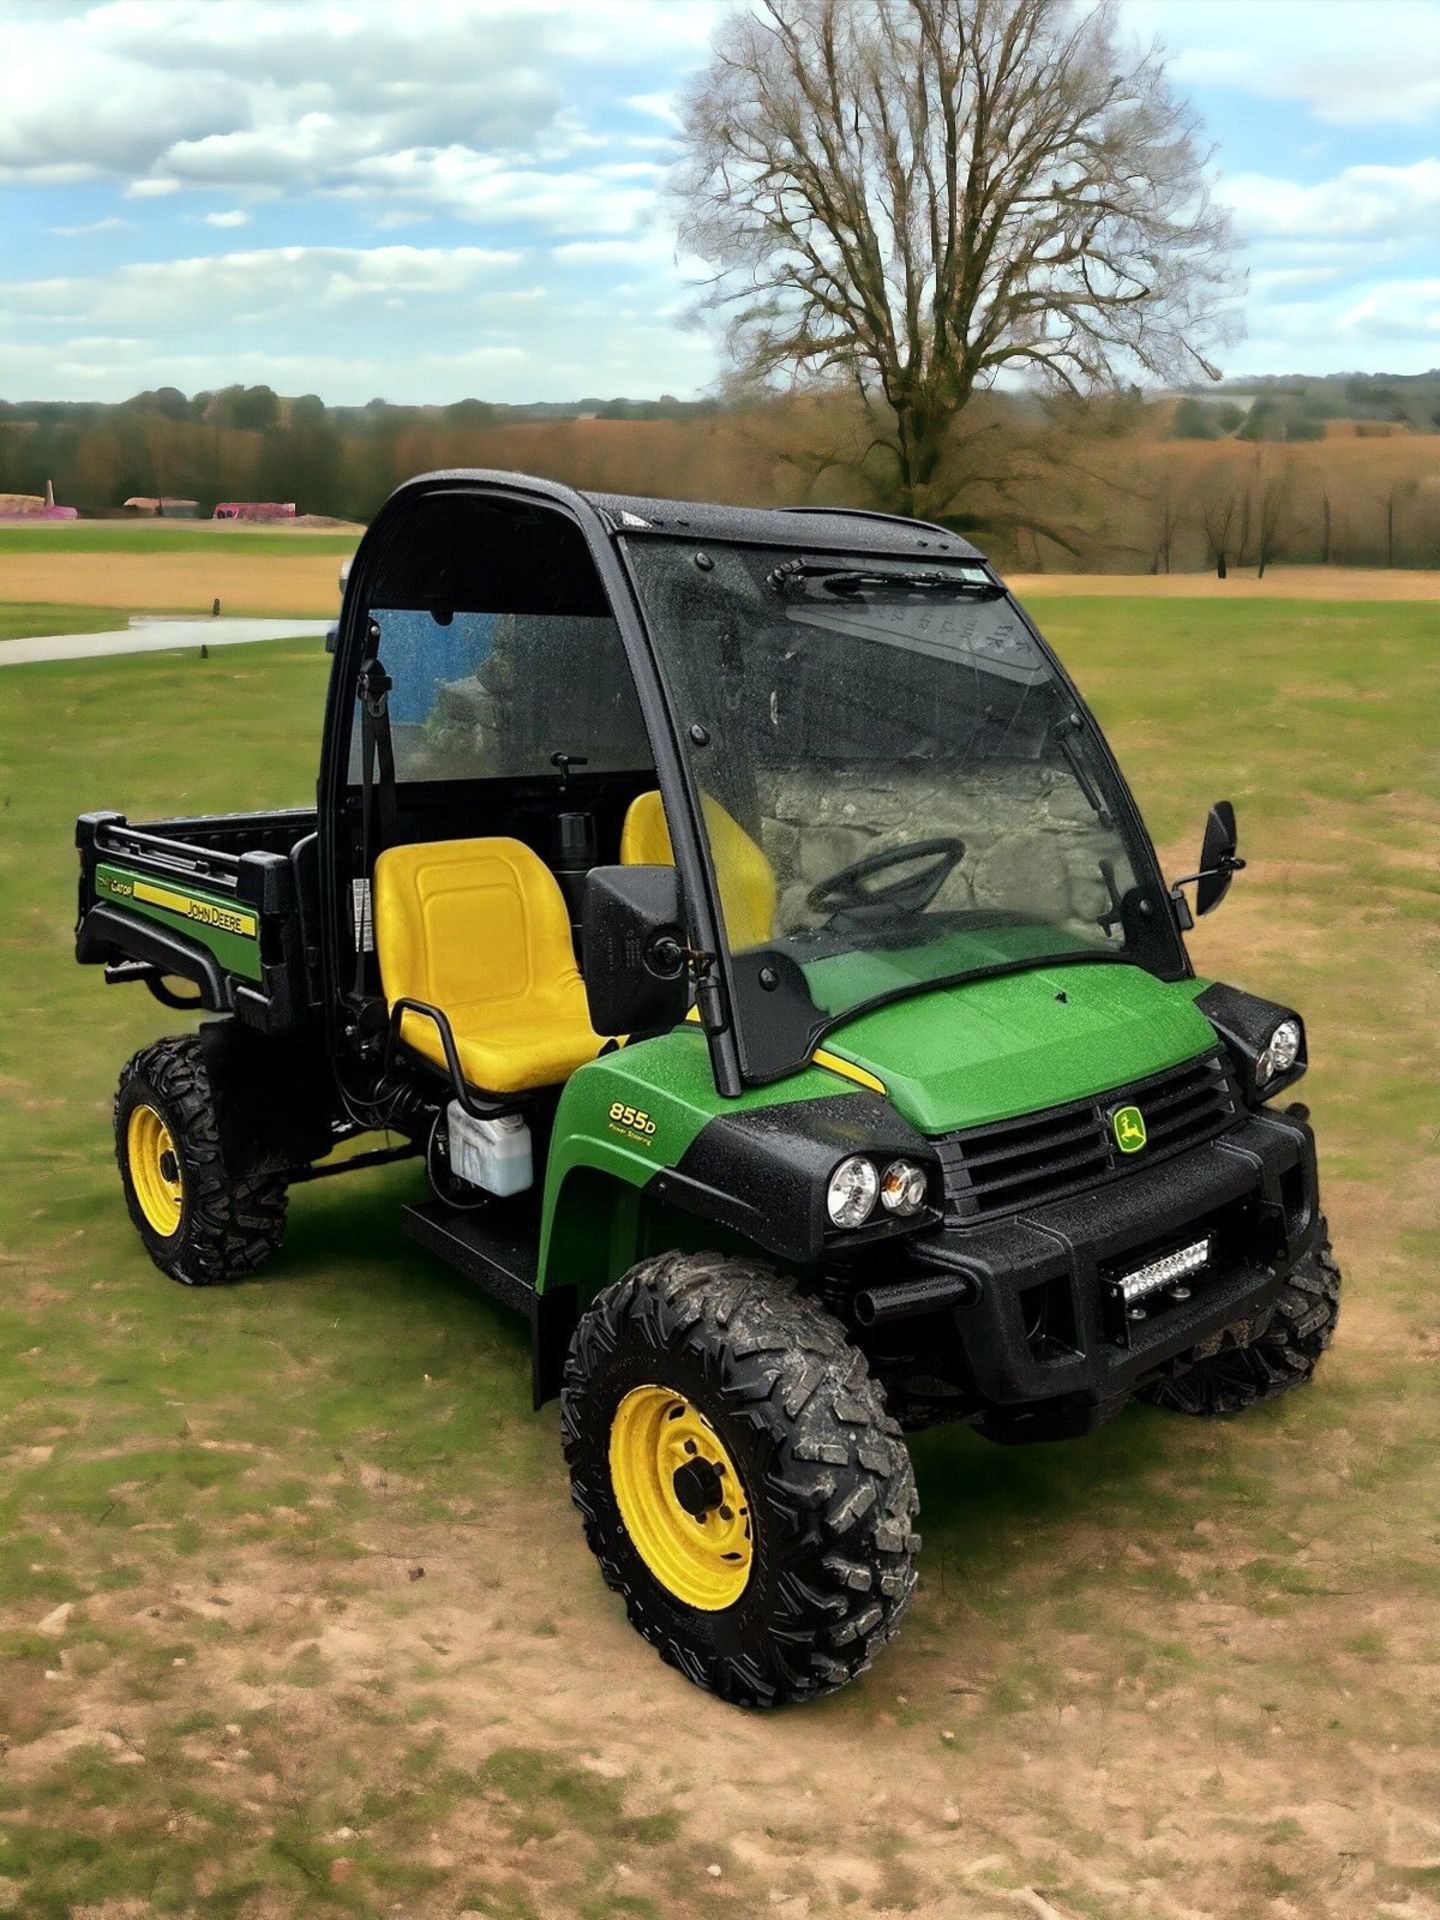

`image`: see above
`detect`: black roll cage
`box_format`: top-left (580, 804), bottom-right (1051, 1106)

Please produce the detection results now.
top-left (318, 470), bottom-right (750, 1098)
top-left (318, 470), bottom-right (1189, 1102)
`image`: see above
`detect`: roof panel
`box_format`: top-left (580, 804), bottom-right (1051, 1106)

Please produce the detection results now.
top-left (379, 470), bottom-right (983, 561)
top-left (582, 488), bottom-right (982, 559)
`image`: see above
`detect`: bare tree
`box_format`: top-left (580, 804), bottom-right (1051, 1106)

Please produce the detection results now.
top-left (1199, 457), bottom-right (1242, 579)
top-left (1251, 452), bottom-right (1297, 579)
top-left (1146, 463), bottom-right (1189, 574)
top-left (1379, 476), bottom-right (1419, 567)
top-left (676, 0), bottom-right (1239, 521)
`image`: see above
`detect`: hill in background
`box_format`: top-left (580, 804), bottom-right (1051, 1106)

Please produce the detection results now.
top-left (1171, 369), bottom-right (1440, 442)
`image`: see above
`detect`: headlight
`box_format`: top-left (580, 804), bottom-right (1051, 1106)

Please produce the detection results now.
top-left (879, 1158), bottom-right (928, 1216)
top-left (826, 1155), bottom-right (879, 1229)
top-left (1259, 1017), bottom-right (1303, 1084)
top-left (1194, 984), bottom-right (1306, 1107)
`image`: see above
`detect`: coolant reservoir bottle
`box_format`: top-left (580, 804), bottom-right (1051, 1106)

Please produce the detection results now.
top-left (446, 1105), bottom-right (533, 1197)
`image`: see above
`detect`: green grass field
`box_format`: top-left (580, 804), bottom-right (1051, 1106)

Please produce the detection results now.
top-left (0, 601), bottom-right (1436, 1920)
top-left (0, 604), bottom-right (137, 643)
top-left (0, 524), bottom-right (357, 556)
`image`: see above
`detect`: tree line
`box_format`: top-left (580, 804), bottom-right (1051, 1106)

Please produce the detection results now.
top-left (0, 386), bottom-right (719, 523)
top-left (2, 381), bottom-right (1436, 571)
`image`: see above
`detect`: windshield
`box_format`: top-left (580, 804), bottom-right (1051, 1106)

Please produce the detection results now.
top-left (625, 540), bottom-right (1183, 1084)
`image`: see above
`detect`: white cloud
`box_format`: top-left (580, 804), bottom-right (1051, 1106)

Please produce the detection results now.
top-left (1247, 263), bottom-right (1346, 295)
top-left (0, 0), bottom-right (728, 404)
top-left (624, 90), bottom-right (683, 127)
top-left (49, 215), bottom-right (133, 236)
top-left (552, 234), bottom-right (678, 266)
top-left (1210, 155), bottom-right (1440, 371)
top-left (0, 160), bottom-right (96, 185)
top-left (0, 0), bottom-right (728, 274)
top-left (0, 21), bottom-right (247, 177)
top-left (1337, 277), bottom-right (1440, 345)
top-left (1226, 160), bottom-right (1440, 246)
top-left (594, 161), bottom-right (667, 182)
top-left (90, 0), bottom-right (716, 83)
top-left (62, 333), bottom-right (144, 350)
top-left (2, 244), bottom-right (524, 330)
top-left (1221, 266), bottom-right (1440, 376)
top-left (341, 147), bottom-right (657, 234)
top-left (1123, 0), bottom-right (1440, 126)
top-left (0, 237), bottom-right (718, 402)
top-left (0, 2), bottom-right (711, 198)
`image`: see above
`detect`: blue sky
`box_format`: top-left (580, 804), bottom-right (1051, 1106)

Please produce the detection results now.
top-left (1, 0), bottom-right (1437, 404)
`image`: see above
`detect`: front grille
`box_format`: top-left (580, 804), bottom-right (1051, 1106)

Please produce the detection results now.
top-left (937, 1050), bottom-right (1240, 1222)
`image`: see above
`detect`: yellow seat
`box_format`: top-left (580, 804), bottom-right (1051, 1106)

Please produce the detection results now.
top-left (621, 789), bottom-right (778, 951)
top-left (374, 836), bottom-right (607, 1095)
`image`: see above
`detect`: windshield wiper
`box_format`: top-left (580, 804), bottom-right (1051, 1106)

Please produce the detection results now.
top-left (766, 561), bottom-right (1004, 599)
top-left (1051, 713), bottom-right (1113, 828)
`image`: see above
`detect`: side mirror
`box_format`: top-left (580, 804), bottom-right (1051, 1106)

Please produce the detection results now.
top-left (1170, 800), bottom-right (1246, 923)
top-left (583, 865), bottom-right (688, 1037)
top-left (1196, 800), bottom-right (1241, 915)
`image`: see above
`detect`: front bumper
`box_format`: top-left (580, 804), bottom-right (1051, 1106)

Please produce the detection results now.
top-left (901, 1104), bottom-right (1320, 1437)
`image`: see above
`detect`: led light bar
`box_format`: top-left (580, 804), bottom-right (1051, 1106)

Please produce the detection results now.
top-left (1118, 1236), bottom-right (1211, 1304)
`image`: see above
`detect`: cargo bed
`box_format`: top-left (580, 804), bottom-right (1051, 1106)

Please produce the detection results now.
top-left (75, 807), bottom-right (320, 1033)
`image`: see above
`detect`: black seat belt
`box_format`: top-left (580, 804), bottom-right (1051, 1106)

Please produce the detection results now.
top-left (354, 649), bottom-right (397, 997)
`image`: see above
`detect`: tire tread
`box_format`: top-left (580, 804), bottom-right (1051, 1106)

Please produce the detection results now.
top-left (115, 1035), bottom-right (287, 1286)
top-left (1138, 1231), bottom-right (1341, 1417)
top-left (560, 1250), bottom-right (919, 1707)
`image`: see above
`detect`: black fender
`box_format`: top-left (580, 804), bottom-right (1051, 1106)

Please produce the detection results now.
top-left (651, 1093), bottom-right (941, 1267)
top-left (196, 1020), bottom-right (337, 1179)
top-left (77, 904), bottom-right (234, 1011)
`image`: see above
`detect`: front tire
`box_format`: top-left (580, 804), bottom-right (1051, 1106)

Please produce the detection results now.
top-left (115, 1035), bottom-right (287, 1286)
top-left (1138, 1232), bottom-right (1341, 1416)
top-left (561, 1251), bottom-right (920, 1708)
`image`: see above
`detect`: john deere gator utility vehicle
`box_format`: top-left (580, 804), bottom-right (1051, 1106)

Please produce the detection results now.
top-left (75, 472), bottom-right (1340, 1706)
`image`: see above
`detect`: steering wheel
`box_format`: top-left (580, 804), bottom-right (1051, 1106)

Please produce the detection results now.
top-left (807, 836), bottom-right (965, 918)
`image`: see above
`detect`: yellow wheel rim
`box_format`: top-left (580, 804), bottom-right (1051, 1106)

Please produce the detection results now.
top-left (608, 1385), bottom-right (753, 1611)
top-left (127, 1103), bottom-right (184, 1238)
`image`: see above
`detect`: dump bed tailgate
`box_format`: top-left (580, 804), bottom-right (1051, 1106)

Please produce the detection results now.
top-left (76, 808), bottom-right (319, 1034)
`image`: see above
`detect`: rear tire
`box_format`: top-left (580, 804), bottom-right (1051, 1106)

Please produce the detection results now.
top-left (1138, 1232), bottom-right (1341, 1416)
top-left (115, 1035), bottom-right (287, 1285)
top-left (561, 1251), bottom-right (920, 1708)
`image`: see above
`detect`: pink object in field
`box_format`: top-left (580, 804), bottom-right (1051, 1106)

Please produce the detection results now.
top-left (0, 479), bottom-right (79, 520)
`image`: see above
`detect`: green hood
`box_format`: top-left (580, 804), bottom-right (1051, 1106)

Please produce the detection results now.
top-left (816, 959), bottom-right (1216, 1136)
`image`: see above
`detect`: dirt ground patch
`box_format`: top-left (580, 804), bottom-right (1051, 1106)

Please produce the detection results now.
top-left (1011, 565), bottom-right (1440, 599)
top-left (0, 550), bottom-right (349, 618)
top-left (2, 1474), bottom-right (1435, 1920)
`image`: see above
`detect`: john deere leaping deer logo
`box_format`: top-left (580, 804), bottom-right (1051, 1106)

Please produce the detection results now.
top-left (1111, 1104), bottom-right (1147, 1154)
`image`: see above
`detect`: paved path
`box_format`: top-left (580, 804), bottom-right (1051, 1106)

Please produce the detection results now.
top-left (1, 615), bottom-right (331, 666)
